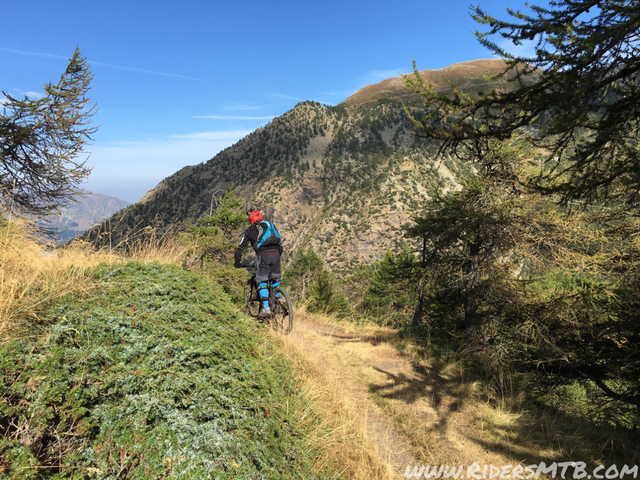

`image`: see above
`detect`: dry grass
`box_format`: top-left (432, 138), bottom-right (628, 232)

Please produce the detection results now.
top-left (114, 226), bottom-right (187, 265)
top-left (272, 330), bottom-right (395, 480)
top-left (293, 311), bottom-right (640, 471)
top-left (0, 218), bottom-right (186, 345)
top-left (292, 310), bottom-right (462, 465)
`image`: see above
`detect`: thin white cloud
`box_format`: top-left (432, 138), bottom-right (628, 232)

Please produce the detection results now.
top-left (223, 104), bottom-right (265, 111)
top-left (12, 89), bottom-right (45, 100)
top-left (323, 89), bottom-right (355, 97)
top-left (22, 91), bottom-right (44, 99)
top-left (90, 61), bottom-right (205, 82)
top-left (0, 46), bottom-right (204, 81)
top-left (0, 90), bottom-right (44, 104)
top-left (85, 129), bottom-right (252, 202)
top-left (170, 129), bottom-right (254, 140)
top-left (272, 94), bottom-right (306, 101)
top-left (0, 46), bottom-right (67, 60)
top-left (193, 115), bottom-right (275, 120)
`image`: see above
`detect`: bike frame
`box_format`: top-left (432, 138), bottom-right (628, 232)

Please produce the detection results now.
top-left (243, 270), bottom-right (293, 334)
top-left (251, 275), bottom-right (279, 309)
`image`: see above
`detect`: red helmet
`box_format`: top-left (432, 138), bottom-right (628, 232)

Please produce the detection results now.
top-left (248, 209), bottom-right (263, 224)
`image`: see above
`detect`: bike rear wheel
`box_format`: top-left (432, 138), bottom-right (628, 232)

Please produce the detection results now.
top-left (271, 287), bottom-right (293, 334)
top-left (243, 279), bottom-right (261, 317)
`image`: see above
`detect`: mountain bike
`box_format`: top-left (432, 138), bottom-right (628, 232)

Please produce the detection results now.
top-left (243, 267), bottom-right (293, 334)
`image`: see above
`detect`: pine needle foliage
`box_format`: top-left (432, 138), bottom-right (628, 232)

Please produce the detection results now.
top-left (362, 247), bottom-right (420, 323)
top-left (403, 134), bottom-right (640, 419)
top-left (0, 48), bottom-right (97, 217)
top-left (183, 184), bottom-right (246, 266)
top-left (400, 0), bottom-right (640, 420)
top-left (404, 0), bottom-right (640, 207)
top-left (307, 269), bottom-right (351, 317)
top-left (405, 137), bottom-right (531, 337)
top-left (182, 184), bottom-right (248, 302)
top-left (282, 246), bottom-right (324, 303)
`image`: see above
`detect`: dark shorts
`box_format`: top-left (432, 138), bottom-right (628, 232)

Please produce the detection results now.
top-left (255, 249), bottom-right (281, 285)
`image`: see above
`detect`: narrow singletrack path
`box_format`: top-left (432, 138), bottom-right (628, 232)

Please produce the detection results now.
top-left (284, 313), bottom-right (526, 479)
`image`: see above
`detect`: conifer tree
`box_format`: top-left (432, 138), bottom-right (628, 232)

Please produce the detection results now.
top-left (1, 48), bottom-right (97, 216)
top-left (404, 0), bottom-right (640, 206)
top-left (282, 246), bottom-right (324, 302)
top-left (406, 135), bottom-right (640, 410)
top-left (184, 184), bottom-right (246, 266)
top-left (363, 247), bottom-right (420, 322)
top-left (402, 0), bottom-right (640, 412)
top-left (405, 138), bottom-right (530, 338)
top-left (308, 268), bottom-right (350, 317)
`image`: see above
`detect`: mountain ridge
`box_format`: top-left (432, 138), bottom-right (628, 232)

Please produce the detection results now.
top-left (343, 58), bottom-right (508, 111)
top-left (43, 190), bottom-right (130, 242)
top-left (86, 59), bottom-right (510, 272)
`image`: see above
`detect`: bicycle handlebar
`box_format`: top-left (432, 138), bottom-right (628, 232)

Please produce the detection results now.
top-left (239, 260), bottom-right (254, 269)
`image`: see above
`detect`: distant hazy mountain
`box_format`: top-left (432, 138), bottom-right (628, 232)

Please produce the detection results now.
top-left (85, 59), bottom-right (512, 273)
top-left (46, 190), bottom-right (130, 242)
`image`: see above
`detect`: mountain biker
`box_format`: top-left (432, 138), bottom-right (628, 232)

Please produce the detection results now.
top-left (234, 207), bottom-right (283, 316)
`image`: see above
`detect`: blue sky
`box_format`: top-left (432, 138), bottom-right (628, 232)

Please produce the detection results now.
top-left (2, 0), bottom-right (533, 203)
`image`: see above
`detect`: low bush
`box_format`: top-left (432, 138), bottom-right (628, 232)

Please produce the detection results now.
top-left (0, 262), bottom-right (330, 479)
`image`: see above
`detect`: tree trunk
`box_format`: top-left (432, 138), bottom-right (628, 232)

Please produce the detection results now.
top-left (464, 240), bottom-right (481, 342)
top-left (412, 278), bottom-right (424, 326)
top-left (412, 236), bottom-right (428, 326)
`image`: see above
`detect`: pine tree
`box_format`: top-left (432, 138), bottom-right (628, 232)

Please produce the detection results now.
top-left (184, 184), bottom-right (246, 267)
top-left (1, 48), bottom-right (97, 216)
top-left (308, 268), bottom-right (350, 317)
top-left (405, 137), bottom-right (531, 338)
top-left (282, 246), bottom-right (324, 302)
top-left (402, 0), bottom-right (640, 412)
top-left (404, 0), bottom-right (640, 206)
top-left (405, 134), bottom-right (640, 411)
top-left (362, 247), bottom-right (419, 322)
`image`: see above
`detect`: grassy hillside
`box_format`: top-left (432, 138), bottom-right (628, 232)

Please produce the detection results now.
top-left (0, 259), bottom-right (332, 479)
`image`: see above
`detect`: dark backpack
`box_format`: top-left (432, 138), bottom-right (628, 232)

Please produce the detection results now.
top-left (255, 221), bottom-right (281, 248)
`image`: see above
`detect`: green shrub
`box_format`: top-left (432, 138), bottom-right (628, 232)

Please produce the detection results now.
top-left (307, 269), bottom-right (351, 318)
top-left (0, 262), bottom-right (331, 479)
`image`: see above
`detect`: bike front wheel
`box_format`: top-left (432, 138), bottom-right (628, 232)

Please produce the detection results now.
top-left (244, 279), bottom-right (261, 317)
top-left (271, 287), bottom-right (293, 334)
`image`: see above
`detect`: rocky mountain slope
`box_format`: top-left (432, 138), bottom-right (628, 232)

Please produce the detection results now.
top-left (87, 59), bottom-right (508, 273)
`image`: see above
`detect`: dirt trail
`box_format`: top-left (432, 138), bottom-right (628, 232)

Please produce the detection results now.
top-left (287, 313), bottom-right (524, 479)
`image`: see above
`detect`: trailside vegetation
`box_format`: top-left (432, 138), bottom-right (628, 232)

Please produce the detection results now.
top-left (396, 0), bottom-right (640, 423)
top-left (361, 247), bottom-right (420, 323)
top-left (0, 262), bottom-right (332, 479)
top-left (183, 184), bottom-right (246, 267)
top-left (281, 246), bottom-right (324, 303)
top-left (0, 48), bottom-right (97, 217)
top-left (182, 184), bottom-right (248, 302)
top-left (283, 246), bottom-right (350, 317)
top-left (404, 0), bottom-right (640, 206)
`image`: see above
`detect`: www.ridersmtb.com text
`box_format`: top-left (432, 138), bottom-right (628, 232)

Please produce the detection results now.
top-left (405, 462), bottom-right (638, 479)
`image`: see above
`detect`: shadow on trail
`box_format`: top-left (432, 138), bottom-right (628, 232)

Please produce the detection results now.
top-left (299, 315), bottom-right (640, 467)
top-left (302, 320), bottom-right (400, 345)
top-left (365, 335), bottom-right (640, 469)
